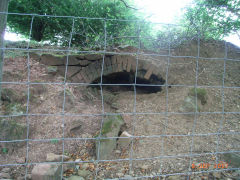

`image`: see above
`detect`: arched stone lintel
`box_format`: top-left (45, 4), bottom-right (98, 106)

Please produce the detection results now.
top-left (71, 55), bottom-right (163, 84)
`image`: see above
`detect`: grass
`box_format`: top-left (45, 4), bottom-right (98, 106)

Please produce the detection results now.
top-left (50, 139), bottom-right (59, 144)
top-left (1, 147), bottom-right (8, 154)
top-left (0, 118), bottom-right (26, 141)
top-left (4, 50), bottom-right (27, 58)
top-left (189, 88), bottom-right (207, 105)
top-left (5, 103), bottom-right (26, 115)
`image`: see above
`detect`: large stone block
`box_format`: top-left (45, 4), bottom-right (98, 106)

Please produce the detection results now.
top-left (40, 54), bottom-right (65, 66)
top-left (31, 164), bottom-right (62, 180)
top-left (80, 69), bottom-right (91, 83)
top-left (96, 115), bottom-right (125, 160)
top-left (84, 54), bottom-right (103, 61)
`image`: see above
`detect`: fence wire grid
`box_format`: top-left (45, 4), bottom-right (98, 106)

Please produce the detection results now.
top-left (0, 10), bottom-right (240, 180)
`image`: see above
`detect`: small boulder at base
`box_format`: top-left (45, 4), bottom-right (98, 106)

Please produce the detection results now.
top-left (31, 164), bottom-right (61, 180)
top-left (0, 172), bottom-right (11, 179)
top-left (68, 176), bottom-right (85, 180)
top-left (77, 169), bottom-right (91, 178)
top-left (118, 131), bottom-right (132, 149)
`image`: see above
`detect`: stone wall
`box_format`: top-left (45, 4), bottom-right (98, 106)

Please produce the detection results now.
top-left (31, 52), bottom-right (166, 85)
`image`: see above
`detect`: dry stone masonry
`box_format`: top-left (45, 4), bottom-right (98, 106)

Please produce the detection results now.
top-left (32, 52), bottom-right (166, 86)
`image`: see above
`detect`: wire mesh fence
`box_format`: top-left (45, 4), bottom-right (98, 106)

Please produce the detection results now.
top-left (0, 10), bottom-right (240, 180)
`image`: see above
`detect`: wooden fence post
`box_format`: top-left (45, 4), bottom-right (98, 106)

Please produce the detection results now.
top-left (0, 0), bottom-right (9, 101)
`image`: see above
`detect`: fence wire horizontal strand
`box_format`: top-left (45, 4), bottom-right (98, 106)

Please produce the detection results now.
top-left (1, 131), bottom-right (240, 144)
top-left (1, 81), bottom-right (240, 89)
top-left (1, 150), bottom-right (240, 167)
top-left (2, 46), bottom-right (240, 62)
top-left (0, 111), bottom-right (240, 119)
top-left (0, 9), bottom-right (234, 29)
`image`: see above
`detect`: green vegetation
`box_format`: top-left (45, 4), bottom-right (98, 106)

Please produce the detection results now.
top-left (4, 50), bottom-right (27, 58)
top-left (1, 88), bottom-right (18, 102)
top-left (5, 0), bottom-right (239, 52)
top-left (0, 118), bottom-right (26, 141)
top-left (50, 139), bottom-right (59, 144)
top-left (189, 88), bottom-right (207, 105)
top-left (5, 103), bottom-right (25, 115)
top-left (101, 115), bottom-right (124, 135)
top-left (95, 115), bottom-right (124, 138)
top-left (181, 0), bottom-right (240, 39)
top-left (7, 0), bottom-right (142, 47)
top-left (1, 88), bottom-right (26, 115)
top-left (1, 147), bottom-right (8, 154)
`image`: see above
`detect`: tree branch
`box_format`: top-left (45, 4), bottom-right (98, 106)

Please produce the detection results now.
top-left (119, 0), bottom-right (138, 10)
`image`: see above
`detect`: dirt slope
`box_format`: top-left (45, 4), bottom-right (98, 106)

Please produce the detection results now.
top-left (0, 39), bottom-right (239, 179)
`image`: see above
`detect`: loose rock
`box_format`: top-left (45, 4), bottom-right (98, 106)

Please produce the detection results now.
top-left (0, 172), bottom-right (11, 179)
top-left (118, 131), bottom-right (132, 149)
top-left (168, 175), bottom-right (181, 180)
top-left (31, 164), bottom-right (61, 180)
top-left (77, 170), bottom-right (90, 178)
top-left (46, 152), bottom-right (70, 162)
top-left (68, 176), bottom-right (85, 180)
top-left (1, 168), bottom-right (11, 173)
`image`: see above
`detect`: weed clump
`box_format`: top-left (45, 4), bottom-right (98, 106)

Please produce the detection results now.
top-left (189, 88), bottom-right (207, 105)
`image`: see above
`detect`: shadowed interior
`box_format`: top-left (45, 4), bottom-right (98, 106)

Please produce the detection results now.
top-left (92, 71), bottom-right (165, 93)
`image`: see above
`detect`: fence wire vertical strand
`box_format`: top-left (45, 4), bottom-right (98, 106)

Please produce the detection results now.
top-left (158, 24), bottom-right (171, 177)
top-left (129, 21), bottom-right (141, 173)
top-left (214, 30), bottom-right (227, 165)
top-left (187, 30), bottom-right (200, 179)
top-left (94, 19), bottom-right (107, 180)
top-left (24, 16), bottom-right (34, 180)
top-left (60, 17), bottom-right (75, 179)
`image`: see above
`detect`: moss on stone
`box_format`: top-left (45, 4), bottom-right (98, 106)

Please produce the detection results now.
top-left (95, 115), bottom-right (125, 160)
top-left (101, 115), bottom-right (124, 135)
top-left (1, 88), bottom-right (20, 103)
top-left (0, 118), bottom-right (26, 141)
top-left (47, 66), bottom-right (58, 74)
top-left (5, 103), bottom-right (26, 115)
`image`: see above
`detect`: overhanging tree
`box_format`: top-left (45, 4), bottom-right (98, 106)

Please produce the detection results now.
top-left (7, 0), bottom-right (140, 47)
top-left (181, 0), bottom-right (240, 39)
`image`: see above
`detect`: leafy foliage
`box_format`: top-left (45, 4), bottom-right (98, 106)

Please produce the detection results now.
top-left (7, 0), bottom-right (141, 47)
top-left (181, 0), bottom-right (240, 39)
